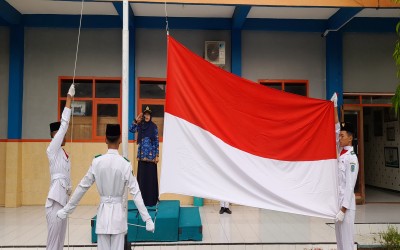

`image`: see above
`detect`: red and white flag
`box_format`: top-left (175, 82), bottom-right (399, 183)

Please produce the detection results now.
top-left (160, 36), bottom-right (339, 219)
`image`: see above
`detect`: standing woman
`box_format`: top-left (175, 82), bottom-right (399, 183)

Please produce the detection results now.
top-left (129, 106), bottom-right (160, 206)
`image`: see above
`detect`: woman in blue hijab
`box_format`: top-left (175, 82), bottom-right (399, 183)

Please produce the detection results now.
top-left (129, 106), bottom-right (159, 206)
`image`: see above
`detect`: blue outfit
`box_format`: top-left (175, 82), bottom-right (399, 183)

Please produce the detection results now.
top-left (129, 120), bottom-right (159, 206)
top-left (129, 121), bottom-right (159, 162)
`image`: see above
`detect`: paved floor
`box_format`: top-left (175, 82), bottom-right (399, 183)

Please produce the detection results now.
top-left (1, 187), bottom-right (399, 249)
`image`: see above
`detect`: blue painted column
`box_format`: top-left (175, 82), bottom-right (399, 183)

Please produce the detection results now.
top-left (128, 19), bottom-right (135, 140)
top-left (7, 24), bottom-right (24, 139)
top-left (231, 29), bottom-right (242, 77)
top-left (326, 31), bottom-right (343, 106)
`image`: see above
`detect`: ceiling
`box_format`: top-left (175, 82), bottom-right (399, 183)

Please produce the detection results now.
top-left (4, 0), bottom-right (400, 19)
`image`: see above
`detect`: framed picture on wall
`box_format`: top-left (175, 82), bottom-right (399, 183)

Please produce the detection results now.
top-left (373, 110), bottom-right (383, 136)
top-left (387, 127), bottom-right (396, 141)
top-left (384, 147), bottom-right (399, 168)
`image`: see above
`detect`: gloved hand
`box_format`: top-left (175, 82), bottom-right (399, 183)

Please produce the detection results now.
top-left (68, 84), bottom-right (75, 97)
top-left (56, 209), bottom-right (68, 220)
top-left (335, 210), bottom-right (345, 222)
top-left (146, 218), bottom-right (155, 233)
top-left (330, 92), bottom-right (338, 107)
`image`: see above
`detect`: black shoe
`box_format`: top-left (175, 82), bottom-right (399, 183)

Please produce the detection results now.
top-left (225, 208), bottom-right (232, 214)
top-left (219, 207), bottom-right (225, 214)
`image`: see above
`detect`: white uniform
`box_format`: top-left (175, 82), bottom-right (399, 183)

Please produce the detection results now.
top-left (46, 107), bottom-right (72, 250)
top-left (220, 201), bottom-right (230, 208)
top-left (58, 149), bottom-right (152, 250)
top-left (335, 123), bottom-right (359, 250)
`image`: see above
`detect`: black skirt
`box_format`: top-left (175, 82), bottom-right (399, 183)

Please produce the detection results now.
top-left (137, 161), bottom-right (159, 206)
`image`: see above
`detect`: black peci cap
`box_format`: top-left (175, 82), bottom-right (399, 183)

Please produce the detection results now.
top-left (50, 122), bottom-right (61, 133)
top-left (340, 122), bottom-right (354, 134)
top-left (106, 124), bottom-right (121, 137)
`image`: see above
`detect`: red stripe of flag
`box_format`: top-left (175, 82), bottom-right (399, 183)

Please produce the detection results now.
top-left (166, 36), bottom-right (336, 161)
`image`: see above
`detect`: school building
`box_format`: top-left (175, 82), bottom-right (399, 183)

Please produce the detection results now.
top-left (1, 0), bottom-right (400, 208)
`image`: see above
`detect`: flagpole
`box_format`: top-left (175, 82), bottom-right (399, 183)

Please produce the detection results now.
top-left (122, 0), bottom-right (129, 159)
top-left (122, 1), bottom-right (130, 249)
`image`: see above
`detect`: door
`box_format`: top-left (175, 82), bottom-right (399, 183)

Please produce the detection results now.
top-left (342, 106), bottom-right (365, 204)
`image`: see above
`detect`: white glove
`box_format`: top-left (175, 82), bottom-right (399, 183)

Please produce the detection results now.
top-left (146, 218), bottom-right (155, 233)
top-left (56, 209), bottom-right (68, 220)
top-left (335, 210), bottom-right (345, 222)
top-left (68, 84), bottom-right (75, 97)
top-left (330, 92), bottom-right (338, 107)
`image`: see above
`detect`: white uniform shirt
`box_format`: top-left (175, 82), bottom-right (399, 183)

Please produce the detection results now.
top-left (335, 123), bottom-right (359, 211)
top-left (62, 149), bottom-right (151, 234)
top-left (45, 107), bottom-right (71, 208)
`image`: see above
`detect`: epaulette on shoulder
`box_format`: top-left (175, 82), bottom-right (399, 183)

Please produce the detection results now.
top-left (123, 157), bottom-right (130, 162)
top-left (95, 154), bottom-right (102, 158)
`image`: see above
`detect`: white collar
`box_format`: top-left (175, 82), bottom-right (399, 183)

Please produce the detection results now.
top-left (107, 149), bottom-right (119, 155)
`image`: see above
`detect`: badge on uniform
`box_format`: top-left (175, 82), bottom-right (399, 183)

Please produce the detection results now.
top-left (351, 164), bottom-right (355, 172)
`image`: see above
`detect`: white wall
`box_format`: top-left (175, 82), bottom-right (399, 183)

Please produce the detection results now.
top-left (241, 31), bottom-right (326, 99)
top-left (23, 28), bottom-right (122, 139)
top-left (364, 107), bottom-right (400, 191)
top-left (0, 27), bottom-right (9, 139)
top-left (343, 33), bottom-right (398, 93)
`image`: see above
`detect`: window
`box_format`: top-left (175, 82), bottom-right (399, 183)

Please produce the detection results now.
top-left (343, 93), bottom-right (393, 106)
top-left (137, 78), bottom-right (166, 137)
top-left (258, 80), bottom-right (308, 97)
top-left (58, 77), bottom-right (121, 141)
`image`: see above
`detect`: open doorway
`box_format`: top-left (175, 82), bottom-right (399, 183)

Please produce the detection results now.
top-left (344, 93), bottom-right (400, 204)
top-left (363, 106), bottom-right (400, 203)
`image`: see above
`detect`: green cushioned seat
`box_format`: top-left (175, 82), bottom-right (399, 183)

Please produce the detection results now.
top-left (92, 200), bottom-right (187, 243)
top-left (128, 200), bottom-right (180, 242)
top-left (178, 207), bottom-right (202, 241)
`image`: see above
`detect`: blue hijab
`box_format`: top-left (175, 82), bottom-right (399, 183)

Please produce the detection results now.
top-left (137, 116), bottom-right (157, 143)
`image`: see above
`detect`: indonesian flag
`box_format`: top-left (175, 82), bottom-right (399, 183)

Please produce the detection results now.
top-left (160, 36), bottom-right (339, 219)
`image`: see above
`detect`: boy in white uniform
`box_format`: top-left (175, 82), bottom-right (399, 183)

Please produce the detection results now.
top-left (331, 93), bottom-right (359, 250)
top-left (57, 124), bottom-right (155, 250)
top-left (46, 84), bottom-right (75, 250)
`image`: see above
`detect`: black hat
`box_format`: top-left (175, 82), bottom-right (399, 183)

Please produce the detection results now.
top-left (50, 122), bottom-right (61, 133)
top-left (106, 124), bottom-right (121, 137)
top-left (143, 106), bottom-right (152, 115)
top-left (340, 122), bottom-right (354, 134)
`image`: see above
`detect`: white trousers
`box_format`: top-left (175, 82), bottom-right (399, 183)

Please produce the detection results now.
top-left (335, 209), bottom-right (355, 250)
top-left (46, 200), bottom-right (67, 250)
top-left (97, 233), bottom-right (125, 250)
top-left (220, 201), bottom-right (230, 208)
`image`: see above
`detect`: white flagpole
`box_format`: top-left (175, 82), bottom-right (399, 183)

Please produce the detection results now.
top-left (122, 0), bottom-right (129, 158)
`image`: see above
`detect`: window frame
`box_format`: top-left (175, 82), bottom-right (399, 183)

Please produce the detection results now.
top-left (258, 79), bottom-right (309, 97)
top-left (58, 76), bottom-right (122, 142)
top-left (137, 77), bottom-right (166, 140)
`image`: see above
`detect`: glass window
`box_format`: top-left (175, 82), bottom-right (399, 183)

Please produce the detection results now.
top-left (284, 83), bottom-right (307, 96)
top-left (362, 96), bottom-right (392, 105)
top-left (140, 81), bottom-right (166, 99)
top-left (59, 77), bottom-right (121, 141)
top-left (259, 80), bottom-right (308, 97)
top-left (96, 80), bottom-right (120, 98)
top-left (96, 103), bottom-right (119, 136)
top-left (344, 96), bottom-right (360, 104)
top-left (138, 79), bottom-right (166, 138)
top-left (61, 79), bottom-right (93, 98)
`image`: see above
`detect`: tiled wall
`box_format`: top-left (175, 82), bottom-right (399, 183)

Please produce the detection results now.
top-left (0, 142), bottom-right (6, 206)
top-left (1, 141), bottom-right (193, 206)
top-left (364, 107), bottom-right (400, 191)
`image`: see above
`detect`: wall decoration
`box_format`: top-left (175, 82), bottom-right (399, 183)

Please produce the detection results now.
top-left (387, 127), bottom-right (396, 141)
top-left (384, 147), bottom-right (399, 168)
